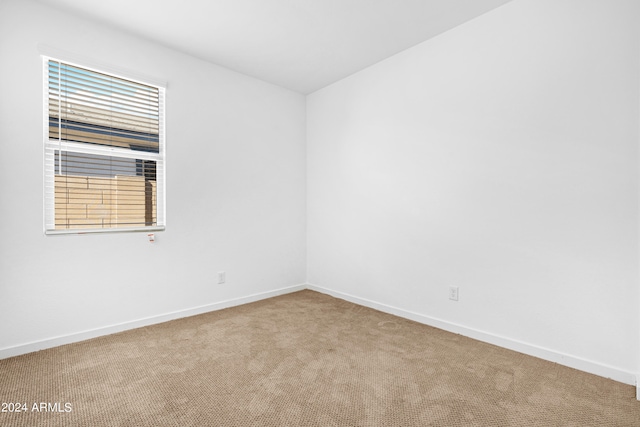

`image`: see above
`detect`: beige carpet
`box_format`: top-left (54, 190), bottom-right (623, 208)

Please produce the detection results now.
top-left (0, 290), bottom-right (638, 426)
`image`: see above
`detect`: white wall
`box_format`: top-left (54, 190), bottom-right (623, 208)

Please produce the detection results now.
top-left (307, 0), bottom-right (640, 383)
top-left (2, 0), bottom-right (639, 389)
top-left (0, 0), bottom-right (306, 355)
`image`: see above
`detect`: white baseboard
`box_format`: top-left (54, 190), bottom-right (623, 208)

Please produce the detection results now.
top-left (306, 283), bottom-right (637, 387)
top-left (3, 282), bottom-right (637, 393)
top-left (0, 284), bottom-right (306, 360)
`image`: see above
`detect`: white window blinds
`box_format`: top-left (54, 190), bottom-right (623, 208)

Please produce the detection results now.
top-left (44, 58), bottom-right (165, 234)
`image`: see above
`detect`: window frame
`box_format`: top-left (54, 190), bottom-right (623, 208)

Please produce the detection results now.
top-left (42, 56), bottom-right (166, 235)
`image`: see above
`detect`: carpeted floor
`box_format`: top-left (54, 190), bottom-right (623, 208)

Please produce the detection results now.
top-left (0, 290), bottom-right (638, 426)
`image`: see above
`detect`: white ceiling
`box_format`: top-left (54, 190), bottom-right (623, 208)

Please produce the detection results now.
top-left (36, 0), bottom-right (512, 94)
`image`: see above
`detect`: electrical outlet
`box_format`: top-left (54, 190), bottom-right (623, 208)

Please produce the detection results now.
top-left (449, 286), bottom-right (459, 301)
top-left (217, 271), bottom-right (226, 284)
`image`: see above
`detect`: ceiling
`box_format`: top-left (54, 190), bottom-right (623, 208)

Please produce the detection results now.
top-left (36, 0), bottom-right (512, 94)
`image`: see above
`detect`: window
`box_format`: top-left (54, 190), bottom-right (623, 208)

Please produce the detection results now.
top-left (44, 58), bottom-right (165, 234)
